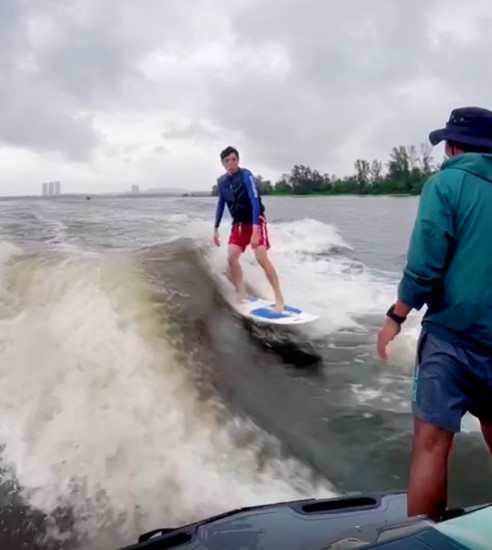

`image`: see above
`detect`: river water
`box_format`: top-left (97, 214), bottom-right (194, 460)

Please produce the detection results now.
top-left (0, 195), bottom-right (490, 549)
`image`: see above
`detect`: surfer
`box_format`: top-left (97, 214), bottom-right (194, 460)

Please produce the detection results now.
top-left (377, 106), bottom-right (492, 519)
top-left (213, 146), bottom-right (285, 313)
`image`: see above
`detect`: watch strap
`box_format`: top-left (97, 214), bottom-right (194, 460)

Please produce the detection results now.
top-left (386, 304), bottom-right (406, 325)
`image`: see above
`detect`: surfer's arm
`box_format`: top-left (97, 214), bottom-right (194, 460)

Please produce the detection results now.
top-left (397, 174), bottom-right (454, 311)
top-left (214, 187), bottom-right (225, 229)
top-left (244, 171), bottom-right (260, 225)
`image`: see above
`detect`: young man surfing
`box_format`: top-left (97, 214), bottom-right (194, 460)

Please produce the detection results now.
top-left (213, 146), bottom-right (285, 313)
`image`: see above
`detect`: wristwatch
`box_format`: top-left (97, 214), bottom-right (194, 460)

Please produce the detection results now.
top-left (386, 304), bottom-right (407, 325)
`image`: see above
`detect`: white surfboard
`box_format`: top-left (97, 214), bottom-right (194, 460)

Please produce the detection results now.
top-left (234, 295), bottom-right (319, 325)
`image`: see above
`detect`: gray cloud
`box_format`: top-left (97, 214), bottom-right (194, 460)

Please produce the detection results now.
top-left (204, 0), bottom-right (444, 170)
top-left (162, 120), bottom-right (219, 142)
top-left (198, 0), bottom-right (492, 175)
top-left (0, 0), bottom-right (491, 193)
top-left (0, 71), bottom-right (101, 161)
top-left (0, 0), bottom-right (220, 164)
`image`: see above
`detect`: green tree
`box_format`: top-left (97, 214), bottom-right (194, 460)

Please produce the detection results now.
top-left (274, 179), bottom-right (292, 193)
top-left (255, 175), bottom-right (273, 194)
top-left (209, 142), bottom-right (439, 197)
top-left (354, 159), bottom-right (371, 194)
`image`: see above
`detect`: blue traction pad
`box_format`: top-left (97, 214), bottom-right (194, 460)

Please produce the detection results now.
top-left (250, 305), bottom-right (302, 319)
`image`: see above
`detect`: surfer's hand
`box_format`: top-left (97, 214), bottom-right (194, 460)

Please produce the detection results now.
top-left (213, 230), bottom-right (220, 246)
top-left (377, 318), bottom-right (401, 362)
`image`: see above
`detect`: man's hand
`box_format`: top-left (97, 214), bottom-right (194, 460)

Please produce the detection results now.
top-left (377, 318), bottom-right (401, 361)
top-left (213, 229), bottom-right (220, 246)
top-left (250, 225), bottom-right (260, 248)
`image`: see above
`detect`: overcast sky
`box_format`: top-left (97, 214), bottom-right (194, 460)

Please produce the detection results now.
top-left (0, 0), bottom-right (491, 196)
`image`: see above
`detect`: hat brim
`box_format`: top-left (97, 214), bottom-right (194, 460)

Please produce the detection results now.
top-left (429, 128), bottom-right (492, 149)
top-left (429, 128), bottom-right (447, 146)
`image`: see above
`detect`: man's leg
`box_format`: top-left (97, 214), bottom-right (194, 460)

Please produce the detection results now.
top-left (408, 330), bottom-right (466, 518)
top-left (480, 421), bottom-right (492, 455)
top-left (227, 244), bottom-right (248, 302)
top-left (253, 245), bottom-right (284, 312)
top-left (407, 417), bottom-right (454, 518)
top-left (462, 351), bottom-right (492, 456)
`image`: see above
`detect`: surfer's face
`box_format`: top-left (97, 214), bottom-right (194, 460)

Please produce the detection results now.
top-left (222, 152), bottom-right (239, 174)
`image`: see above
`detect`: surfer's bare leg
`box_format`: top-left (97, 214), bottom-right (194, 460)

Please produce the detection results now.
top-left (254, 246), bottom-right (284, 313)
top-left (228, 244), bottom-right (248, 302)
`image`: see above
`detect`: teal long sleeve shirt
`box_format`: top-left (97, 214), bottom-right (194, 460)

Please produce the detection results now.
top-left (398, 153), bottom-right (492, 354)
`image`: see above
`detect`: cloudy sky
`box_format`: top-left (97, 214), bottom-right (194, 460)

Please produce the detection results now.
top-left (0, 0), bottom-right (491, 196)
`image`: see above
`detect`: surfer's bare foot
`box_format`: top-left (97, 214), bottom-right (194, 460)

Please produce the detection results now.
top-left (237, 290), bottom-right (249, 303)
top-left (273, 300), bottom-right (284, 313)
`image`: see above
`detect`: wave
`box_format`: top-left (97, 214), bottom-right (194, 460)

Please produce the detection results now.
top-left (0, 238), bottom-right (334, 549)
top-left (202, 217), bottom-right (400, 335)
top-left (0, 198), bottom-right (486, 549)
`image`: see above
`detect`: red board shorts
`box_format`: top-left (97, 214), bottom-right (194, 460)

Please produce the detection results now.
top-left (228, 214), bottom-right (270, 252)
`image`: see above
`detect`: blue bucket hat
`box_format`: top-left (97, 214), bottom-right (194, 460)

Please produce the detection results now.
top-left (429, 106), bottom-right (492, 149)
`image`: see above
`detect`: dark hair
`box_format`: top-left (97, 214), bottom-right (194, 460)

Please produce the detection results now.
top-left (220, 146), bottom-right (239, 160)
top-left (447, 140), bottom-right (492, 154)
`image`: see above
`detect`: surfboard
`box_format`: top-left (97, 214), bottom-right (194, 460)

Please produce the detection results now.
top-left (234, 295), bottom-right (319, 325)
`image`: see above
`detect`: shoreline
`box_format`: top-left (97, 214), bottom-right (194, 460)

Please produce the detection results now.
top-left (0, 192), bottom-right (416, 201)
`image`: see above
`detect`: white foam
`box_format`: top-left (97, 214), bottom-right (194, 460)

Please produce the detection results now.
top-left (0, 244), bottom-right (333, 547)
top-left (197, 215), bottom-right (484, 436)
top-left (0, 198), bottom-right (484, 550)
top-left (203, 217), bottom-right (397, 335)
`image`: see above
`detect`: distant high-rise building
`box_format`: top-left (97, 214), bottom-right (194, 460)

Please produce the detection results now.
top-left (131, 184), bottom-right (140, 193)
top-left (41, 181), bottom-right (62, 196)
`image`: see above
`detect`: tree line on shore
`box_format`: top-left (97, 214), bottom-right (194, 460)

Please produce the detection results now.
top-left (211, 143), bottom-right (441, 197)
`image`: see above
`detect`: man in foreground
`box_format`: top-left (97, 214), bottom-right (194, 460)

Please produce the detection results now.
top-left (377, 106), bottom-right (492, 519)
top-left (213, 146), bottom-right (285, 313)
